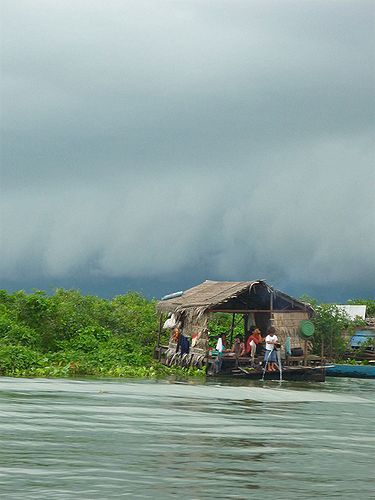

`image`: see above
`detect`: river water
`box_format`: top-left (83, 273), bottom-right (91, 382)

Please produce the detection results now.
top-left (0, 377), bottom-right (374, 499)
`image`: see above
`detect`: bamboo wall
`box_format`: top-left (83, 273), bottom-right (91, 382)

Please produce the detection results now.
top-left (271, 311), bottom-right (310, 350)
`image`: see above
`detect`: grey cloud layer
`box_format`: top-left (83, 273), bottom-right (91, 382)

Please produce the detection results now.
top-left (1, 0), bottom-right (374, 297)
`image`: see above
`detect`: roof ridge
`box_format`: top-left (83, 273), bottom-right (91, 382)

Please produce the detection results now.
top-left (202, 281), bottom-right (254, 304)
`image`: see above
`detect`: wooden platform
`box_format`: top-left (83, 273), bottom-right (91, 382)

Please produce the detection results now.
top-left (155, 346), bottom-right (326, 381)
top-left (206, 354), bottom-right (326, 381)
top-left (230, 365), bottom-right (326, 382)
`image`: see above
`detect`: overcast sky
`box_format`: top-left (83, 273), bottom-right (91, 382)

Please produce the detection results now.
top-left (1, 0), bottom-right (374, 301)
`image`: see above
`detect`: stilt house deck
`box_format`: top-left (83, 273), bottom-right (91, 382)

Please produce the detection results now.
top-left (155, 279), bottom-right (315, 373)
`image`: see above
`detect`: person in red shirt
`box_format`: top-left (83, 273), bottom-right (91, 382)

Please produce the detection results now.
top-left (245, 326), bottom-right (263, 365)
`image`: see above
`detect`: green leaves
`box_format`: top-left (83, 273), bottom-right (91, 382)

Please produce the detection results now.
top-left (0, 345), bottom-right (42, 375)
top-left (207, 313), bottom-right (243, 347)
top-left (311, 303), bottom-right (354, 357)
top-left (0, 288), bottom-right (203, 378)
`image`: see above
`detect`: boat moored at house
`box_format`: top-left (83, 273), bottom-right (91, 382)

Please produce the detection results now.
top-left (325, 363), bottom-right (375, 379)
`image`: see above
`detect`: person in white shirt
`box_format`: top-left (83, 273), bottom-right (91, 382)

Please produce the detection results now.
top-left (264, 326), bottom-right (279, 372)
top-left (214, 333), bottom-right (226, 373)
top-left (216, 334), bottom-right (226, 354)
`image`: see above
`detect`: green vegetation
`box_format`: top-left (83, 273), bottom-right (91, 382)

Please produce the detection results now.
top-left (310, 303), bottom-right (352, 357)
top-left (207, 313), bottom-right (243, 347)
top-left (0, 289), bottom-right (203, 378)
top-left (300, 295), bottom-right (370, 358)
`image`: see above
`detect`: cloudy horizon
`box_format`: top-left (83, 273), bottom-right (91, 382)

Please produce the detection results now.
top-left (1, 0), bottom-right (374, 302)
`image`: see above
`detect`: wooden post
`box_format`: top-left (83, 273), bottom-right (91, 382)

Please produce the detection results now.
top-left (330, 332), bottom-right (333, 358)
top-left (157, 314), bottom-right (163, 360)
top-left (230, 313), bottom-right (235, 348)
top-left (243, 313), bottom-right (249, 341)
top-left (270, 289), bottom-right (274, 327)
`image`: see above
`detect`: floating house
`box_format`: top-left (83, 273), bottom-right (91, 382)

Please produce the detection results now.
top-left (156, 279), bottom-right (314, 370)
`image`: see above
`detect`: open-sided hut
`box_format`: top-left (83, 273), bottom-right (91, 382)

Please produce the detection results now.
top-left (156, 279), bottom-right (313, 369)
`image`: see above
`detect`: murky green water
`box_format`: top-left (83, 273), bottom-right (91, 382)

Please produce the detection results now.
top-left (0, 377), bottom-right (374, 499)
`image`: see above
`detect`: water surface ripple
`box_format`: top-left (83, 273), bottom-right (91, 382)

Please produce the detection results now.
top-left (0, 377), bottom-right (374, 499)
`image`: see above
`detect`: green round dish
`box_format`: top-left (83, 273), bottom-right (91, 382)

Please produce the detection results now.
top-left (299, 320), bottom-right (315, 338)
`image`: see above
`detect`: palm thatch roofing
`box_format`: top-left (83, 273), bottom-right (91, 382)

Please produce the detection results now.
top-left (157, 279), bottom-right (313, 316)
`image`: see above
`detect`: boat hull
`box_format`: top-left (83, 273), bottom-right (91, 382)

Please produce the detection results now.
top-left (325, 364), bottom-right (375, 379)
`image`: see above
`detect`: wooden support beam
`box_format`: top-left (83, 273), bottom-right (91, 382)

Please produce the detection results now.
top-left (157, 314), bottom-right (163, 360)
top-left (276, 292), bottom-right (297, 308)
top-left (230, 313), bottom-right (235, 348)
top-left (304, 340), bottom-right (308, 366)
top-left (243, 313), bottom-right (249, 339)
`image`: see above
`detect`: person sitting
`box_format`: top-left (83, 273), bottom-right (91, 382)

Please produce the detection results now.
top-left (245, 326), bottom-right (263, 365)
top-left (264, 326), bottom-right (279, 372)
top-left (171, 326), bottom-right (180, 343)
top-left (232, 335), bottom-right (245, 366)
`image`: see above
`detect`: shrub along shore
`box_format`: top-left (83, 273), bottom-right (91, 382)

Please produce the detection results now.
top-left (0, 289), bottom-right (202, 378)
top-left (0, 289), bottom-right (373, 378)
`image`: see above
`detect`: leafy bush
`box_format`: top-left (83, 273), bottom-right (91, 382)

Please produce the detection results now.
top-left (0, 314), bottom-right (13, 337)
top-left (0, 288), bottom-right (203, 378)
top-left (0, 345), bottom-right (42, 375)
top-left (207, 313), bottom-right (243, 347)
top-left (310, 303), bottom-right (350, 356)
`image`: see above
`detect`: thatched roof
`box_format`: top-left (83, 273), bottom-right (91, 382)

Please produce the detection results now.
top-left (157, 279), bottom-right (312, 316)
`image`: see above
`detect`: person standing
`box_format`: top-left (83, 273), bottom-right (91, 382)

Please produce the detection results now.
top-left (216, 333), bottom-right (226, 354)
top-left (264, 326), bottom-right (279, 372)
top-left (245, 326), bottom-right (263, 365)
top-left (214, 333), bottom-right (226, 373)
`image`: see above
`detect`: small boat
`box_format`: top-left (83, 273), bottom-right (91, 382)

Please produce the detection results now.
top-left (325, 364), bottom-right (375, 379)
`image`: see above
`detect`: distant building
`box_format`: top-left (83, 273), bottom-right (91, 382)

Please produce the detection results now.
top-left (336, 305), bottom-right (366, 320)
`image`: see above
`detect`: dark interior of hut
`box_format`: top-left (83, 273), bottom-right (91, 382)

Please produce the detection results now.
top-left (210, 282), bottom-right (296, 315)
top-left (207, 312), bottom-right (269, 349)
top-left (207, 283), bottom-right (303, 348)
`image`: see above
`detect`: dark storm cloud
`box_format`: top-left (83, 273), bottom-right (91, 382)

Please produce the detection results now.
top-left (1, 0), bottom-right (374, 299)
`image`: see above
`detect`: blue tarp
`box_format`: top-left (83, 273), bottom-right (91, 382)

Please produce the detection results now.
top-left (349, 330), bottom-right (375, 348)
